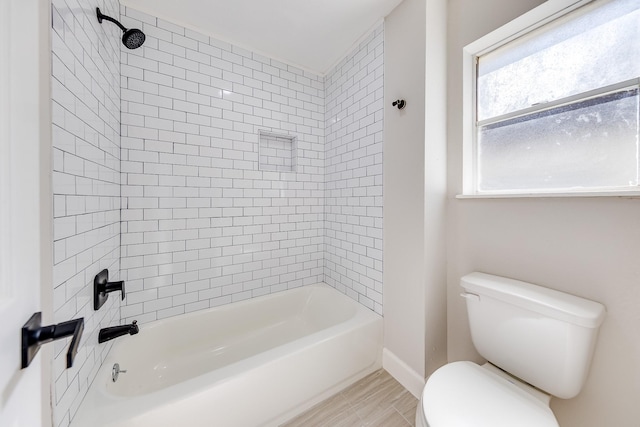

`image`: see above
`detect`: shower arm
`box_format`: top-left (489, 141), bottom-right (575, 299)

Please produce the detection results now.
top-left (96, 8), bottom-right (127, 32)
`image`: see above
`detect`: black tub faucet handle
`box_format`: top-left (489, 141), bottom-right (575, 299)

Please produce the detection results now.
top-left (94, 269), bottom-right (126, 310)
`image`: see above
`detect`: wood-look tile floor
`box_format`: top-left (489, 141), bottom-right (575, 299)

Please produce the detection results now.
top-left (280, 369), bottom-right (418, 427)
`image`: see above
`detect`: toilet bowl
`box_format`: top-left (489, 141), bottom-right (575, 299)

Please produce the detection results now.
top-left (416, 272), bottom-right (605, 427)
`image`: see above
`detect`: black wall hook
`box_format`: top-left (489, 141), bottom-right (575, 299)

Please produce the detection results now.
top-left (392, 99), bottom-right (406, 110)
top-left (94, 269), bottom-right (126, 310)
top-left (22, 312), bottom-right (84, 369)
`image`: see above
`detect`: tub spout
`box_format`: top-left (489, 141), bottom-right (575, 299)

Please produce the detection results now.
top-left (99, 320), bottom-right (138, 343)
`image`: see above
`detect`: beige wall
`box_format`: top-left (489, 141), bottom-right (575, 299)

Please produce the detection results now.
top-left (383, 0), bottom-right (447, 396)
top-left (447, 1), bottom-right (640, 426)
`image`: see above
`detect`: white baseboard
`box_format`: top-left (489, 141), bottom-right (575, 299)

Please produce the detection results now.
top-left (382, 348), bottom-right (425, 398)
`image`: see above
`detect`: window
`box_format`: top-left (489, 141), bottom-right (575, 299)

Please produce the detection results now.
top-left (463, 0), bottom-right (640, 195)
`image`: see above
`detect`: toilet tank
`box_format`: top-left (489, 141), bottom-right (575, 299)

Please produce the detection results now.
top-left (461, 272), bottom-right (605, 399)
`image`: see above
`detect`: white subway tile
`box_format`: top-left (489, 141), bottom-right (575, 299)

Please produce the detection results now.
top-left (118, 11), bottom-right (382, 332)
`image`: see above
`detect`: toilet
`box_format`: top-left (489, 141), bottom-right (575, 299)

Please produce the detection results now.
top-left (416, 272), bottom-right (606, 427)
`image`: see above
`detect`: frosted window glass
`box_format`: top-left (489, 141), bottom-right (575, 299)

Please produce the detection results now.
top-left (478, 0), bottom-right (640, 121)
top-left (478, 89), bottom-right (639, 192)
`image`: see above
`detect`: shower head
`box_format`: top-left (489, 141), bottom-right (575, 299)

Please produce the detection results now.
top-left (122, 28), bottom-right (146, 50)
top-left (96, 7), bottom-right (146, 50)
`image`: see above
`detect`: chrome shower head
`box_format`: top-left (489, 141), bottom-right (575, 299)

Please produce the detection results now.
top-left (96, 7), bottom-right (146, 50)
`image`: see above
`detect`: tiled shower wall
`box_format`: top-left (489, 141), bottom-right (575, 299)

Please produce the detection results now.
top-left (51, 0), bottom-right (122, 426)
top-left (118, 7), bottom-right (325, 323)
top-left (51, 4), bottom-right (383, 425)
top-left (324, 26), bottom-right (384, 314)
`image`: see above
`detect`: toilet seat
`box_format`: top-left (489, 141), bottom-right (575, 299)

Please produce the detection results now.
top-left (421, 361), bottom-right (559, 427)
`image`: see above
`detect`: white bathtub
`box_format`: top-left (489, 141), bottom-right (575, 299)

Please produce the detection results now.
top-left (71, 283), bottom-right (382, 427)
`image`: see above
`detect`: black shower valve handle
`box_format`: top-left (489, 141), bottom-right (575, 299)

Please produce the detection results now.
top-left (105, 280), bottom-right (126, 300)
top-left (94, 269), bottom-right (126, 310)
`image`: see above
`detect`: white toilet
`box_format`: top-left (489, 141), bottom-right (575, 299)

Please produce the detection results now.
top-left (416, 272), bottom-right (606, 427)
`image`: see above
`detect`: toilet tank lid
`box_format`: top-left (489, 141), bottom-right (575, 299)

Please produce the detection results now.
top-left (461, 272), bottom-right (606, 328)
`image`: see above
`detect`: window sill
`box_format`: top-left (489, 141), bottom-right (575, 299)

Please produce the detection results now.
top-left (456, 191), bottom-right (640, 199)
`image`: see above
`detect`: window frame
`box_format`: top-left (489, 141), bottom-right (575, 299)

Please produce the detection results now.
top-left (460, 0), bottom-right (640, 197)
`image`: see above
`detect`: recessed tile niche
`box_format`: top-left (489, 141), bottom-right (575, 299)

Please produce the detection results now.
top-left (258, 130), bottom-right (297, 172)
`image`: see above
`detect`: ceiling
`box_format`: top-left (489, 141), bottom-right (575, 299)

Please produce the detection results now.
top-left (120, 0), bottom-right (404, 75)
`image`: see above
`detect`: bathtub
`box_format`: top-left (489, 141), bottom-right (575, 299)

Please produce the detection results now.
top-left (71, 283), bottom-right (382, 427)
